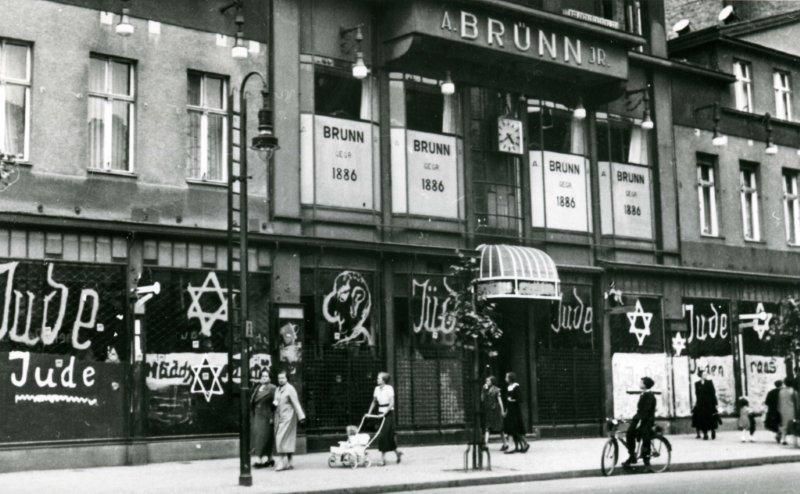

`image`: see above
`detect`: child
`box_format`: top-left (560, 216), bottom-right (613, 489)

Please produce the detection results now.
top-left (737, 396), bottom-right (756, 442)
top-left (339, 425), bottom-right (360, 447)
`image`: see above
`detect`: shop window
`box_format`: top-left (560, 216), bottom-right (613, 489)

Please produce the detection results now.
top-left (186, 72), bottom-right (228, 182)
top-left (783, 169), bottom-right (800, 245)
top-left (88, 55), bottom-right (135, 172)
top-left (596, 115), bottom-right (648, 165)
top-left (405, 85), bottom-right (458, 135)
top-left (474, 154), bottom-right (524, 235)
top-left (739, 163), bottom-right (760, 242)
top-left (774, 70), bottom-right (792, 121)
top-left (733, 60), bottom-right (753, 113)
top-left (0, 39), bottom-right (30, 160)
top-left (314, 69), bottom-right (368, 121)
top-left (528, 100), bottom-right (585, 155)
top-left (697, 156), bottom-right (719, 237)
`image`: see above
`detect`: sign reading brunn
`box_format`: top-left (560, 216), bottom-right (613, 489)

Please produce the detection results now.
top-left (313, 115), bottom-right (373, 209)
top-left (530, 151), bottom-right (590, 232)
top-left (406, 130), bottom-right (458, 218)
top-left (599, 162), bottom-right (653, 239)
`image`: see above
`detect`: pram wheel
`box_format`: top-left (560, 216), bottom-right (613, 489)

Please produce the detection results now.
top-left (343, 452), bottom-right (357, 469)
top-left (327, 454), bottom-right (337, 468)
top-left (364, 458), bottom-right (371, 468)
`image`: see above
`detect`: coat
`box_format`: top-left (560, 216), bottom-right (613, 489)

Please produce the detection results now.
top-left (778, 387), bottom-right (799, 431)
top-left (273, 383), bottom-right (306, 454)
top-left (765, 387), bottom-right (782, 433)
top-left (480, 385), bottom-right (504, 433)
top-left (693, 379), bottom-right (719, 431)
top-left (633, 391), bottom-right (657, 429)
top-left (250, 383), bottom-right (276, 457)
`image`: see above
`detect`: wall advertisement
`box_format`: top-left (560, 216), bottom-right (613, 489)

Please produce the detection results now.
top-left (599, 162), bottom-right (653, 239)
top-left (530, 150), bottom-right (590, 232)
top-left (404, 130), bottom-right (459, 218)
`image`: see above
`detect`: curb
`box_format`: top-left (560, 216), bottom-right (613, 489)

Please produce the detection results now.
top-left (292, 454), bottom-right (800, 494)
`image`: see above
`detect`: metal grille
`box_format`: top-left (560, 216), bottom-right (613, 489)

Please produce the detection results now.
top-left (536, 348), bottom-right (602, 424)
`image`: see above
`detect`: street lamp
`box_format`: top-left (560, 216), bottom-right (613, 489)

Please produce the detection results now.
top-left (115, 1), bottom-right (134, 37)
top-left (764, 113), bottom-right (778, 155)
top-left (340, 24), bottom-right (369, 80)
top-left (693, 102), bottom-right (728, 147)
top-left (625, 85), bottom-right (654, 130)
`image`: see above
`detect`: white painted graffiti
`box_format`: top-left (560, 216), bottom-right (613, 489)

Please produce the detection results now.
top-left (551, 287), bottom-right (593, 334)
top-left (683, 304), bottom-right (728, 343)
top-left (626, 299), bottom-right (653, 346)
top-left (412, 278), bottom-right (457, 340)
top-left (323, 271), bottom-right (372, 347)
top-left (14, 394), bottom-right (98, 406)
top-left (672, 332), bottom-right (687, 357)
top-left (8, 351), bottom-right (96, 389)
top-left (186, 271), bottom-right (228, 337)
top-left (189, 357), bottom-right (224, 402)
top-left (0, 262), bottom-right (99, 350)
top-left (739, 302), bottom-right (773, 341)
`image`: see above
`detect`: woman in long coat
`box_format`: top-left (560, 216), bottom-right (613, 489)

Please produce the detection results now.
top-left (778, 377), bottom-right (799, 445)
top-left (250, 372), bottom-right (276, 468)
top-left (765, 380), bottom-right (783, 442)
top-left (503, 372), bottom-right (529, 453)
top-left (480, 376), bottom-right (507, 450)
top-left (273, 370), bottom-right (306, 471)
top-left (693, 370), bottom-right (719, 440)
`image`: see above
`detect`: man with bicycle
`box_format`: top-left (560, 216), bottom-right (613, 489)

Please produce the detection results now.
top-left (622, 376), bottom-right (657, 467)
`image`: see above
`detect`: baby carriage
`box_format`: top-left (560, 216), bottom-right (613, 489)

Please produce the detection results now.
top-left (328, 414), bottom-right (385, 468)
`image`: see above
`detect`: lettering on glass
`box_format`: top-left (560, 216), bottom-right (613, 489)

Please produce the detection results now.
top-left (9, 351), bottom-right (99, 407)
top-left (412, 278), bottom-right (457, 340)
top-left (683, 304), bottom-right (729, 343)
top-left (322, 271), bottom-right (373, 347)
top-left (186, 271), bottom-right (228, 337)
top-left (551, 287), bottom-right (593, 334)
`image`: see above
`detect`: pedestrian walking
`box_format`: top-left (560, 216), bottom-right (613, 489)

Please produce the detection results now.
top-left (622, 376), bottom-right (657, 467)
top-left (367, 371), bottom-right (403, 466)
top-left (251, 372), bottom-right (276, 468)
top-left (736, 396), bottom-right (756, 443)
top-left (480, 376), bottom-right (507, 451)
top-left (765, 380), bottom-right (783, 443)
top-left (273, 370), bottom-right (306, 471)
top-left (778, 377), bottom-right (799, 445)
top-left (692, 369), bottom-right (719, 440)
top-left (503, 372), bottom-right (529, 454)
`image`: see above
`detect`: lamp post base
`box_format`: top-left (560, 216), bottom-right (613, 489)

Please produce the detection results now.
top-left (239, 473), bottom-right (253, 487)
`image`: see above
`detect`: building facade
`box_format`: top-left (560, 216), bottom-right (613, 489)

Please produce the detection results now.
top-left (0, 0), bottom-right (797, 471)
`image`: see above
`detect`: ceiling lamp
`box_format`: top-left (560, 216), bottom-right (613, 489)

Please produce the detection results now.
top-left (441, 71), bottom-right (455, 95)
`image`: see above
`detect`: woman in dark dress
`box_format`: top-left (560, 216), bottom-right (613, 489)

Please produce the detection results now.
top-left (481, 376), bottom-right (507, 450)
top-left (503, 372), bottom-right (529, 454)
top-left (692, 370), bottom-right (719, 440)
top-left (250, 372), bottom-right (276, 468)
top-left (368, 372), bottom-right (403, 466)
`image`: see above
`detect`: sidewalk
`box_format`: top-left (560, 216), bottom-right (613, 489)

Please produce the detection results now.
top-left (2, 431), bottom-right (799, 494)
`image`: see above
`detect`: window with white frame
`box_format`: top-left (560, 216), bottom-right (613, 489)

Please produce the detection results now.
top-left (783, 169), bottom-right (800, 245)
top-left (739, 164), bottom-right (760, 241)
top-left (733, 60), bottom-right (753, 113)
top-left (697, 159), bottom-right (718, 236)
top-left (0, 40), bottom-right (31, 160)
top-left (187, 72), bottom-right (227, 182)
top-left (774, 70), bottom-right (792, 121)
top-left (88, 55), bottom-right (135, 172)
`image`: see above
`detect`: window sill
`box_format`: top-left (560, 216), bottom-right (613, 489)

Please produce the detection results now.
top-left (744, 238), bottom-right (765, 245)
top-left (699, 233), bottom-right (725, 240)
top-left (87, 168), bottom-right (138, 179)
top-left (186, 178), bottom-right (227, 188)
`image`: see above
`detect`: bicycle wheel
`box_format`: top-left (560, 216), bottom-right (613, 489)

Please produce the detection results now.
top-left (600, 439), bottom-right (618, 476)
top-left (646, 437), bottom-right (671, 473)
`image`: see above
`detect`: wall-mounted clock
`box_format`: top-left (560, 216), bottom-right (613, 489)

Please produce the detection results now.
top-left (497, 117), bottom-right (523, 155)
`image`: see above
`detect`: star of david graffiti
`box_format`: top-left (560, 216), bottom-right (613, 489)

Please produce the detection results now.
top-left (189, 357), bottom-right (224, 402)
top-left (739, 302), bottom-right (773, 341)
top-left (186, 272), bottom-right (228, 337)
top-left (672, 332), bottom-right (687, 357)
top-left (626, 300), bottom-right (653, 346)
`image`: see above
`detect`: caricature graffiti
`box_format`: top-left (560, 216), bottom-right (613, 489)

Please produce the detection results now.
top-left (412, 277), bottom-right (457, 341)
top-left (322, 271), bottom-right (373, 346)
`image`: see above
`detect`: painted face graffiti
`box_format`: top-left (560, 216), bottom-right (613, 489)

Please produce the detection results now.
top-left (0, 262), bottom-right (99, 351)
top-left (551, 287), bottom-right (593, 334)
top-left (683, 304), bottom-right (728, 343)
top-left (412, 278), bottom-right (457, 340)
top-left (322, 271), bottom-right (372, 347)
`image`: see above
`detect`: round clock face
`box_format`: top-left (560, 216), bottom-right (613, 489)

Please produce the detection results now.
top-left (498, 118), bottom-right (522, 154)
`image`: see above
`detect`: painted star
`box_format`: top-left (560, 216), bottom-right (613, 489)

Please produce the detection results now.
top-left (739, 303), bottom-right (773, 340)
top-left (627, 300), bottom-right (653, 346)
top-left (186, 271), bottom-right (228, 337)
top-left (672, 332), bottom-right (687, 357)
top-left (190, 358), bottom-right (224, 402)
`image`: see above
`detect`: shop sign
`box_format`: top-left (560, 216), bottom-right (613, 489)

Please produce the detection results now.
top-left (599, 162), bottom-right (653, 239)
top-left (312, 115), bottom-right (374, 209)
top-left (530, 151), bottom-right (590, 232)
top-left (406, 130), bottom-right (459, 218)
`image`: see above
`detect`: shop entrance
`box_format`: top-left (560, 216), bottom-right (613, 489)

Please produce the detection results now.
top-left (491, 299), bottom-right (534, 429)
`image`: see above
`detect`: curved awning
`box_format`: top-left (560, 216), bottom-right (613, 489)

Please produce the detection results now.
top-left (475, 244), bottom-right (561, 300)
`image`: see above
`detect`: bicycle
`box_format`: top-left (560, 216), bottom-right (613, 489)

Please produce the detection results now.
top-left (600, 418), bottom-right (672, 476)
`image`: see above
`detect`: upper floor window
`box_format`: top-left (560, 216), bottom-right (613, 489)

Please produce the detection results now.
top-left (739, 164), bottom-right (760, 241)
top-left (596, 115), bottom-right (649, 165)
top-left (314, 69), bottom-right (370, 121)
top-left (0, 40), bottom-right (31, 160)
top-left (88, 55), bottom-right (134, 172)
top-left (405, 85), bottom-right (458, 135)
top-left (774, 70), bottom-right (792, 121)
top-left (733, 60), bottom-right (753, 113)
top-left (783, 169), bottom-right (800, 245)
top-left (624, 0), bottom-right (643, 35)
top-left (187, 72), bottom-right (227, 182)
top-left (697, 158), bottom-right (718, 237)
top-left (528, 100), bottom-right (585, 155)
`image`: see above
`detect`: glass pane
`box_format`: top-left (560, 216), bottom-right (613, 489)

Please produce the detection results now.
top-left (206, 113), bottom-right (224, 181)
top-left (187, 73), bottom-right (201, 106)
top-left (3, 43), bottom-right (28, 81)
top-left (88, 97), bottom-right (105, 168)
top-left (186, 111), bottom-right (201, 178)
top-left (110, 101), bottom-right (130, 170)
top-left (406, 88), bottom-right (443, 133)
top-left (111, 61), bottom-right (131, 96)
top-left (89, 58), bottom-right (106, 93)
top-left (204, 76), bottom-right (223, 110)
top-left (314, 71), bottom-right (361, 119)
top-left (3, 85), bottom-right (26, 156)
top-left (702, 188), bottom-right (712, 232)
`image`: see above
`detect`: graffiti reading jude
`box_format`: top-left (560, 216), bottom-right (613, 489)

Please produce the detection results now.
top-left (412, 278), bottom-right (457, 340)
top-left (551, 287), bottom-right (593, 334)
top-left (683, 304), bottom-right (728, 342)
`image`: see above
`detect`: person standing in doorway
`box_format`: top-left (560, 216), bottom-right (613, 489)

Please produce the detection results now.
top-left (273, 370), bottom-right (306, 471)
top-left (503, 372), bottom-right (529, 454)
top-left (368, 372), bottom-right (403, 466)
top-left (481, 376), bottom-right (507, 451)
top-left (765, 380), bottom-right (783, 443)
top-left (693, 369), bottom-right (719, 440)
top-left (250, 372), bottom-right (276, 468)
top-left (778, 377), bottom-right (799, 445)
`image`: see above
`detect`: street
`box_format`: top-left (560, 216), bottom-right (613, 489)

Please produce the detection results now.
top-left (414, 463), bottom-right (800, 494)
